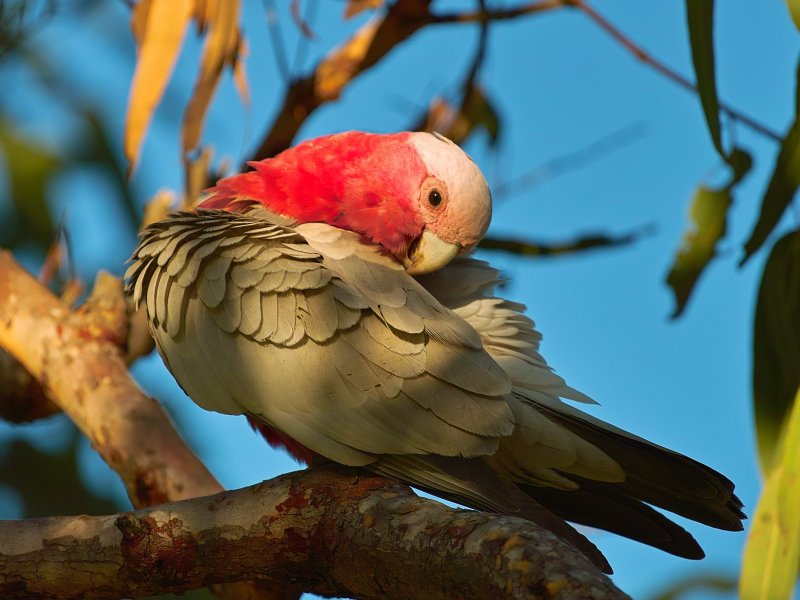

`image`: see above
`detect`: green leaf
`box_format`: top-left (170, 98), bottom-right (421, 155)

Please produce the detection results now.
top-left (666, 186), bottom-right (731, 318)
top-left (686, 0), bottom-right (725, 158)
top-left (0, 119), bottom-right (60, 249)
top-left (740, 386), bottom-right (800, 600)
top-left (788, 0), bottom-right (800, 32)
top-left (741, 56), bottom-right (800, 265)
top-left (753, 230), bottom-right (800, 472)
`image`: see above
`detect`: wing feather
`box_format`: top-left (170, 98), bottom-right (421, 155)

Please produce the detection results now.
top-left (127, 209), bottom-right (514, 467)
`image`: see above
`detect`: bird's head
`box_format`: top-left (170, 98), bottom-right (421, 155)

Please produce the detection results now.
top-left (201, 131), bottom-right (492, 275)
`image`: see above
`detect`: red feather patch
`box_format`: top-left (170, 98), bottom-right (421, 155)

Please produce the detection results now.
top-left (201, 131), bottom-right (428, 254)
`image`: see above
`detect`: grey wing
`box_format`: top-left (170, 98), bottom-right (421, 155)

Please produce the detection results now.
top-left (420, 257), bottom-right (743, 547)
top-left (126, 210), bottom-right (514, 467)
top-left (419, 257), bottom-right (625, 488)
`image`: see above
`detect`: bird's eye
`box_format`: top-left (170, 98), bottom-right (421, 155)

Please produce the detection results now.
top-left (428, 189), bottom-right (442, 207)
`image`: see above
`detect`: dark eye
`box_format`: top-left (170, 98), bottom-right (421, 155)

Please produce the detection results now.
top-left (428, 189), bottom-right (442, 207)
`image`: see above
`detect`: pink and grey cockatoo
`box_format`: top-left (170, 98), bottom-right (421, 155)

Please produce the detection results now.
top-left (126, 131), bottom-right (743, 572)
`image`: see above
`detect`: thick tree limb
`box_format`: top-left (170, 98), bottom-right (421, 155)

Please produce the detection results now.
top-left (0, 252), bottom-right (216, 507)
top-left (0, 465), bottom-right (627, 600)
top-left (0, 252), bottom-right (290, 600)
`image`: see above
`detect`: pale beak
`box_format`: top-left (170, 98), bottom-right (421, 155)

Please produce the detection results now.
top-left (401, 229), bottom-right (461, 275)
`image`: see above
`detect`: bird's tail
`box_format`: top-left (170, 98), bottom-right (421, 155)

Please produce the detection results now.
top-left (517, 398), bottom-right (745, 546)
top-left (371, 396), bottom-right (744, 573)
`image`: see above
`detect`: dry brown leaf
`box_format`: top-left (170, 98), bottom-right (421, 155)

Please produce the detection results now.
top-left (344, 0), bottom-right (385, 19)
top-left (124, 0), bottom-right (194, 175)
top-left (141, 189), bottom-right (176, 229)
top-left (181, 0), bottom-right (242, 156)
top-left (130, 0), bottom-right (153, 45)
top-left (193, 0), bottom-right (213, 33)
top-left (315, 19), bottom-right (380, 101)
top-left (423, 98), bottom-right (458, 136)
top-left (233, 37), bottom-right (251, 107)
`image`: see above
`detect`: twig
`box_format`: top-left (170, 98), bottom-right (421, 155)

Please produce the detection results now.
top-left (573, 0), bottom-right (782, 143)
top-left (430, 0), bottom-right (567, 23)
top-left (493, 122), bottom-right (647, 198)
top-left (0, 464), bottom-right (626, 600)
top-left (292, 0), bottom-right (319, 73)
top-left (249, 0), bottom-right (572, 161)
top-left (263, 0), bottom-right (290, 82)
top-left (479, 225), bottom-right (653, 258)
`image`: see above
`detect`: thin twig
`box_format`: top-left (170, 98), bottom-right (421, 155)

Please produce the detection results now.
top-left (493, 122), bottom-right (647, 198)
top-left (574, 0), bottom-right (782, 143)
top-left (290, 0), bottom-right (316, 40)
top-left (292, 0), bottom-right (319, 73)
top-left (430, 0), bottom-right (567, 23)
top-left (263, 0), bottom-right (290, 83)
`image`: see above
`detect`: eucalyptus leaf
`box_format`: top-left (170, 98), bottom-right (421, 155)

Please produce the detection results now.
top-left (0, 119), bottom-right (60, 250)
top-left (741, 56), bottom-right (800, 265)
top-left (666, 186), bottom-right (731, 318)
top-left (686, 0), bottom-right (724, 158)
top-left (740, 387), bottom-right (800, 600)
top-left (753, 230), bottom-right (800, 472)
top-left (788, 0), bottom-right (800, 31)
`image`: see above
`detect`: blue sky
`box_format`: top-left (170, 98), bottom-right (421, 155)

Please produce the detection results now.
top-left (1, 1), bottom-right (799, 598)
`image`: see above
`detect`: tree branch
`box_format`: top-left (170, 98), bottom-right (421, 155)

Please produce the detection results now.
top-left (430, 0), bottom-right (566, 23)
top-left (0, 252), bottom-right (215, 506)
top-left (251, 0), bottom-right (566, 161)
top-left (0, 252), bottom-right (290, 600)
top-left (0, 464), bottom-right (627, 600)
top-left (572, 0), bottom-right (781, 143)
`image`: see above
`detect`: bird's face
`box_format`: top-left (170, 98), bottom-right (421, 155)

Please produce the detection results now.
top-left (399, 132), bottom-right (492, 275)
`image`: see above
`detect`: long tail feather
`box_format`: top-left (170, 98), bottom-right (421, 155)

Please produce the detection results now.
top-left (531, 399), bottom-right (745, 530)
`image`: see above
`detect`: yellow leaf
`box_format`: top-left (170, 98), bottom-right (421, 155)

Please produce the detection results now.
top-left (344, 0), bottom-right (384, 19)
top-left (130, 0), bottom-right (153, 45)
top-left (740, 386), bottom-right (800, 599)
top-left (233, 37), bottom-right (251, 107)
top-left (124, 0), bottom-right (194, 175)
top-left (141, 189), bottom-right (176, 229)
top-left (193, 0), bottom-right (216, 33)
top-left (181, 0), bottom-right (242, 156)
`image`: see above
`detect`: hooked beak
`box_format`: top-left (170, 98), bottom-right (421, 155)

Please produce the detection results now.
top-left (400, 229), bottom-right (461, 275)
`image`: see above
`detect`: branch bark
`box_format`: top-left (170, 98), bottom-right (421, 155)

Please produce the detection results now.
top-left (0, 252), bottom-right (216, 507)
top-left (0, 465), bottom-right (627, 600)
top-left (0, 252), bottom-right (291, 600)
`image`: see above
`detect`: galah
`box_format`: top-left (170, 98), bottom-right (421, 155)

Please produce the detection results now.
top-left (126, 131), bottom-right (743, 572)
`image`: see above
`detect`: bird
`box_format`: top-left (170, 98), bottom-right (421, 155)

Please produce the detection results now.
top-left (125, 130), bottom-right (744, 573)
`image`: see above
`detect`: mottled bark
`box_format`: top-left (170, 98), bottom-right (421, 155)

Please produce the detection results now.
top-left (0, 252), bottom-right (290, 600)
top-left (0, 252), bottom-right (216, 507)
top-left (0, 465), bottom-right (626, 600)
